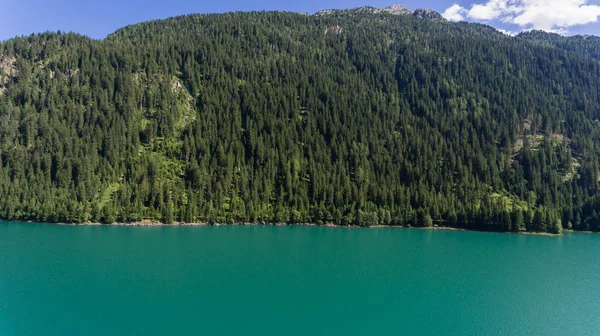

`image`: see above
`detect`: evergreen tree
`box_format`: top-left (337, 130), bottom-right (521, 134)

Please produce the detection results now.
top-left (0, 9), bottom-right (598, 233)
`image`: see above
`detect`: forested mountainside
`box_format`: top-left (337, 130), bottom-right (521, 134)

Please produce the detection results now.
top-left (517, 30), bottom-right (600, 61)
top-left (2, 6), bottom-right (600, 232)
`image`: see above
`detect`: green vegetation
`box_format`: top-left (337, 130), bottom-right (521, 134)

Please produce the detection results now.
top-left (1, 9), bottom-right (600, 233)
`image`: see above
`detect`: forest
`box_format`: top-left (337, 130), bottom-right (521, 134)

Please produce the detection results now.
top-left (2, 8), bottom-right (600, 233)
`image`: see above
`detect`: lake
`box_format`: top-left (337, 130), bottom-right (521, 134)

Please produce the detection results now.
top-left (1, 222), bottom-right (599, 335)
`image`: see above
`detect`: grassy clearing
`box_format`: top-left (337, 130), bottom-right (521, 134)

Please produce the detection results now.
top-left (490, 192), bottom-right (529, 211)
top-left (100, 182), bottom-right (121, 209)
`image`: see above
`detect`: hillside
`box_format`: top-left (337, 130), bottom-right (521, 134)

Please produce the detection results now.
top-left (1, 6), bottom-right (600, 232)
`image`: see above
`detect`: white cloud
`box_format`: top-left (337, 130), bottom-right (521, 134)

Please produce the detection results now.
top-left (442, 4), bottom-right (467, 21)
top-left (443, 0), bottom-right (600, 34)
top-left (469, 0), bottom-right (509, 20)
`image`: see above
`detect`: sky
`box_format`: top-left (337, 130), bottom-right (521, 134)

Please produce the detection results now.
top-left (1, 0), bottom-right (600, 41)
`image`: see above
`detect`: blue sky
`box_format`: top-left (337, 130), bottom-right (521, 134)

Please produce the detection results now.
top-left (2, 0), bottom-right (600, 41)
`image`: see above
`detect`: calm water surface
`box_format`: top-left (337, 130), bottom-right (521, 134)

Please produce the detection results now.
top-left (1, 222), bottom-right (599, 335)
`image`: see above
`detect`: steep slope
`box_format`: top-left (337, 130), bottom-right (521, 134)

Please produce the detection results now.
top-left (518, 30), bottom-right (600, 61)
top-left (1, 9), bottom-right (600, 232)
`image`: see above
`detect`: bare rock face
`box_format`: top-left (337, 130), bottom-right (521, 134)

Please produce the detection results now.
top-left (355, 6), bottom-right (381, 13)
top-left (382, 4), bottom-right (412, 15)
top-left (1, 57), bottom-right (16, 78)
top-left (317, 4), bottom-right (411, 16)
top-left (0, 57), bottom-right (17, 93)
top-left (325, 25), bottom-right (343, 35)
top-left (315, 4), bottom-right (444, 21)
top-left (315, 9), bottom-right (336, 16)
top-left (412, 8), bottom-right (446, 21)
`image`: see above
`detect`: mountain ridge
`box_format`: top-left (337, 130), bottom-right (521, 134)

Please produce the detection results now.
top-left (1, 9), bottom-right (600, 232)
top-left (315, 4), bottom-right (444, 20)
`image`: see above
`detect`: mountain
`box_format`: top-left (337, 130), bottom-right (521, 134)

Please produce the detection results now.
top-left (1, 8), bottom-right (600, 232)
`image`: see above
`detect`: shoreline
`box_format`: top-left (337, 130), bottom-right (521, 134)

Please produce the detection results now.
top-left (60, 221), bottom-right (464, 230)
top-left (45, 220), bottom-right (565, 236)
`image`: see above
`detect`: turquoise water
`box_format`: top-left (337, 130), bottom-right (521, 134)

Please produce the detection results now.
top-left (1, 223), bottom-right (599, 335)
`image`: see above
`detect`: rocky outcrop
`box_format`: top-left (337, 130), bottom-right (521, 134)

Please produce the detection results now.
top-left (315, 4), bottom-right (443, 21)
top-left (0, 57), bottom-right (16, 94)
top-left (412, 8), bottom-right (445, 21)
top-left (325, 25), bottom-right (343, 35)
top-left (383, 5), bottom-right (412, 15)
top-left (1, 57), bottom-right (16, 79)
